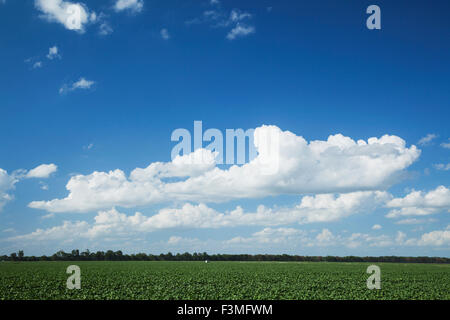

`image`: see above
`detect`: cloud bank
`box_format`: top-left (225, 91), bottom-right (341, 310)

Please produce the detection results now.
top-left (386, 186), bottom-right (450, 218)
top-left (28, 125), bottom-right (420, 213)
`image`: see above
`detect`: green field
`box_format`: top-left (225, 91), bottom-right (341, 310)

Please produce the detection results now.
top-left (0, 261), bottom-right (449, 300)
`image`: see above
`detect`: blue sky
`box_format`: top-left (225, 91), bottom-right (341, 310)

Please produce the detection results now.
top-left (0, 0), bottom-right (449, 256)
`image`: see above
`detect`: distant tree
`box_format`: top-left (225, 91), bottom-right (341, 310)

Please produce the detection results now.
top-left (71, 249), bottom-right (80, 260)
top-left (105, 250), bottom-right (115, 260)
top-left (81, 249), bottom-right (90, 260)
top-left (3, 249), bottom-right (450, 263)
top-left (115, 250), bottom-right (123, 261)
top-left (95, 251), bottom-right (105, 260)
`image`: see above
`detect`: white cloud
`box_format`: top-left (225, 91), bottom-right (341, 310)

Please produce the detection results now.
top-left (34, 0), bottom-right (96, 32)
top-left (434, 163), bottom-right (450, 171)
top-left (135, 191), bottom-right (388, 228)
top-left (316, 228), bottom-right (334, 244)
top-left (225, 226), bottom-right (450, 250)
top-left (203, 10), bottom-right (220, 21)
top-left (10, 211), bottom-right (450, 250)
top-left (0, 169), bottom-right (18, 211)
top-left (59, 77), bottom-right (95, 94)
top-left (39, 182), bottom-right (49, 190)
top-left (167, 236), bottom-right (201, 246)
top-left (418, 230), bottom-right (450, 246)
top-left (10, 220), bottom-right (90, 242)
top-left (99, 22), bottom-right (113, 36)
top-left (26, 164), bottom-right (58, 179)
top-left (396, 231), bottom-right (407, 244)
top-left (42, 213), bottom-right (55, 219)
top-left (210, 0), bottom-right (220, 5)
top-left (33, 61), bottom-right (43, 69)
top-left (0, 164), bottom-right (57, 212)
top-left (160, 28), bottom-right (170, 40)
top-left (226, 24), bottom-right (255, 40)
top-left (73, 78), bottom-right (94, 89)
top-left (226, 228), bottom-right (305, 245)
top-left (386, 226), bottom-right (450, 247)
top-left (28, 126), bottom-right (418, 213)
top-left (347, 233), bottom-right (395, 248)
top-left (417, 133), bottom-right (437, 146)
top-left (26, 46), bottom-right (60, 70)
top-left (189, 7), bottom-right (255, 40)
top-left (28, 191), bottom-right (388, 234)
top-left (114, 0), bottom-right (143, 13)
top-left (229, 9), bottom-right (252, 23)
top-left (441, 139), bottom-right (450, 149)
top-left (227, 228), bottom-right (408, 249)
top-left (395, 218), bottom-right (437, 225)
top-left (46, 46), bottom-right (60, 60)
top-left (83, 143), bottom-right (94, 150)
top-left (386, 186), bottom-right (450, 218)
top-left (18, 190), bottom-right (388, 239)
top-left (372, 224), bottom-right (382, 230)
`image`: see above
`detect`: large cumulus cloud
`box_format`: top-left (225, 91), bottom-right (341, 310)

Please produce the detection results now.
top-left (29, 125), bottom-right (420, 213)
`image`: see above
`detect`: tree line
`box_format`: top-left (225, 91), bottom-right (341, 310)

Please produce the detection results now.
top-left (2, 250), bottom-right (449, 263)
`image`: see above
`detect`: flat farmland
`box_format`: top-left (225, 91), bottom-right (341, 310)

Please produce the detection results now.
top-left (0, 261), bottom-right (448, 300)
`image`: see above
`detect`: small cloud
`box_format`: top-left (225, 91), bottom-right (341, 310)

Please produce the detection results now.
top-left (418, 133), bottom-right (438, 146)
top-left (203, 10), bottom-right (221, 21)
top-left (167, 236), bottom-right (182, 245)
top-left (83, 143), bottom-right (94, 150)
top-left (47, 46), bottom-right (61, 60)
top-left (114, 0), bottom-right (143, 13)
top-left (25, 57), bottom-right (42, 69)
top-left (32, 61), bottom-right (43, 69)
top-left (42, 213), bottom-right (55, 219)
top-left (160, 28), bottom-right (170, 40)
top-left (72, 78), bottom-right (95, 90)
top-left (434, 163), bottom-right (450, 171)
top-left (39, 182), bottom-right (49, 190)
top-left (26, 164), bottom-right (58, 179)
top-left (210, 0), bottom-right (220, 5)
top-left (99, 22), bottom-right (113, 36)
top-left (187, 7), bottom-right (255, 40)
top-left (2, 228), bottom-right (15, 233)
top-left (267, 7), bottom-right (273, 12)
top-left (60, 77), bottom-right (95, 94)
top-left (185, 18), bottom-right (202, 26)
top-left (441, 139), bottom-right (450, 149)
top-left (396, 218), bottom-right (437, 225)
top-left (167, 236), bottom-right (200, 245)
top-left (226, 24), bottom-right (255, 40)
top-left (230, 9), bottom-right (252, 22)
top-left (372, 224), bottom-right (382, 230)
top-left (26, 46), bottom-right (61, 70)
